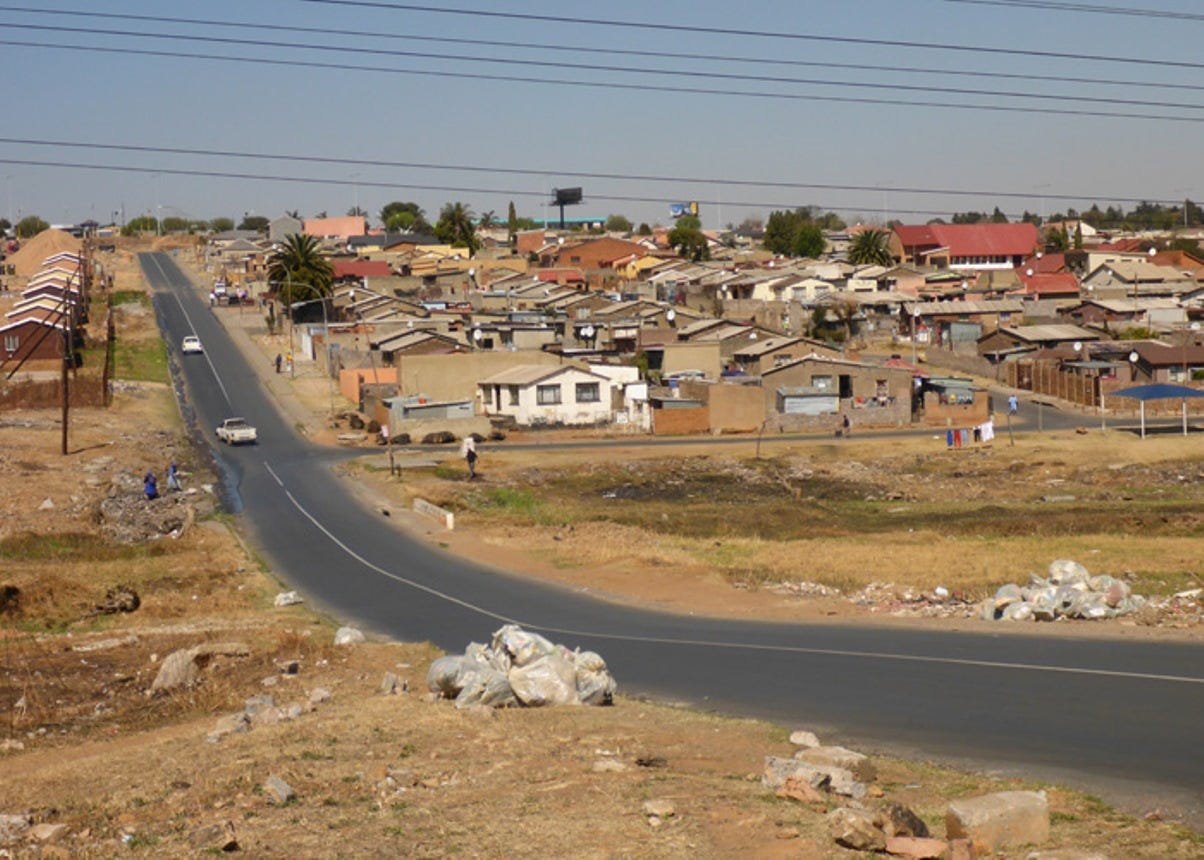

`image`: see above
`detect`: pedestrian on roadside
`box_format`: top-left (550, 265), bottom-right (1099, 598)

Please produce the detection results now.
top-left (460, 436), bottom-right (479, 479)
top-left (842, 414), bottom-right (851, 438)
top-left (166, 461), bottom-right (181, 492)
top-left (274, 353), bottom-right (282, 374)
top-left (143, 470), bottom-right (158, 501)
top-left (1007, 394), bottom-right (1019, 415)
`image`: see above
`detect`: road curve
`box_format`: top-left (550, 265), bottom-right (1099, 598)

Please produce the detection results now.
top-left (139, 252), bottom-right (1204, 824)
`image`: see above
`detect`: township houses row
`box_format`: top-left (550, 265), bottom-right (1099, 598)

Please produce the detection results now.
top-left (201, 217), bottom-right (1204, 436)
top-left (0, 251), bottom-right (89, 366)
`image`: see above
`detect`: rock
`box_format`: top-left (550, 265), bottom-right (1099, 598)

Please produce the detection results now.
top-left (380, 672), bottom-right (401, 694)
top-left (93, 584), bottom-right (140, 616)
top-left (38, 497), bottom-right (54, 510)
top-left (947, 790), bottom-right (1049, 854)
top-left (827, 807), bottom-right (886, 851)
top-left (188, 821), bottom-right (238, 852)
top-left (308, 687), bottom-right (332, 705)
top-left (274, 591), bottom-right (303, 607)
top-left (421, 430), bottom-right (455, 445)
top-left (277, 659), bottom-right (300, 675)
top-left (334, 627), bottom-right (366, 645)
top-left (947, 838), bottom-right (978, 860)
top-left (884, 835), bottom-right (947, 859)
top-left (794, 745), bottom-right (877, 782)
top-left (264, 775), bottom-right (295, 805)
top-left (789, 729), bottom-right (821, 748)
top-left (207, 712), bottom-right (250, 742)
top-left (775, 776), bottom-right (826, 806)
top-left (642, 799), bottom-right (676, 820)
top-left (28, 822), bottom-right (69, 844)
top-left (152, 648), bottom-right (202, 691)
top-left (1024, 851), bottom-right (1111, 860)
top-left (0, 813), bottom-right (31, 846)
top-left (880, 801), bottom-right (930, 838)
top-left (763, 756), bottom-right (864, 799)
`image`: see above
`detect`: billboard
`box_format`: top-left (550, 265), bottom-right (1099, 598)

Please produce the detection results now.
top-left (669, 202), bottom-right (699, 219)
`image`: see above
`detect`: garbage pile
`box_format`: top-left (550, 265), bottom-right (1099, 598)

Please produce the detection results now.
top-left (979, 559), bottom-right (1146, 622)
top-left (427, 624), bottom-right (617, 709)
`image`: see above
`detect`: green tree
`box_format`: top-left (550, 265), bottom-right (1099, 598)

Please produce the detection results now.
top-left (507, 201), bottom-right (518, 238)
top-left (847, 229), bottom-right (893, 266)
top-left (991, 207), bottom-right (1009, 223)
top-left (16, 215), bottom-right (50, 238)
top-left (478, 210), bottom-right (497, 230)
top-left (267, 233), bottom-right (334, 305)
top-left (1073, 223), bottom-right (1083, 250)
top-left (121, 215), bottom-right (158, 236)
top-left (238, 215), bottom-right (269, 232)
top-left (380, 201), bottom-right (429, 234)
top-left (667, 224), bottom-right (710, 261)
top-left (1169, 237), bottom-right (1203, 257)
top-left (209, 217), bottom-right (235, 232)
top-left (434, 202), bottom-right (478, 256)
top-left (0, 218), bottom-right (11, 234)
top-left (675, 214), bottom-right (702, 230)
top-left (162, 216), bottom-right (190, 233)
top-left (347, 206), bottom-right (368, 220)
top-left (636, 223), bottom-right (652, 236)
top-left (792, 223), bottom-right (826, 258)
top-left (605, 214), bottom-right (633, 232)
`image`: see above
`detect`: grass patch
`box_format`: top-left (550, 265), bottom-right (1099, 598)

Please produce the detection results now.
top-left (0, 532), bottom-right (170, 562)
top-left (114, 336), bottom-right (168, 383)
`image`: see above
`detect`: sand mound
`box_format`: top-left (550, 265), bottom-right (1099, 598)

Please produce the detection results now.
top-left (7, 229), bottom-right (83, 276)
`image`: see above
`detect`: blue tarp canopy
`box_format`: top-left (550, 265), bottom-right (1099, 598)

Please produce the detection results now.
top-left (1110, 383), bottom-right (1204, 401)
top-left (1108, 383), bottom-right (1204, 437)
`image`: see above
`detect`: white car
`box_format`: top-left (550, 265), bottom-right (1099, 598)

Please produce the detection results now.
top-left (181, 335), bottom-right (203, 354)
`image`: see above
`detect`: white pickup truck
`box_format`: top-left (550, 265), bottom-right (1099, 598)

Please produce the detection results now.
top-left (215, 417), bottom-right (258, 445)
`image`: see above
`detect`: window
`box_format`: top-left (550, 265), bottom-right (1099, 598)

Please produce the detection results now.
top-left (811, 375), bottom-right (833, 390)
top-left (575, 382), bottom-right (600, 403)
top-left (536, 384), bottom-right (562, 405)
top-left (507, 385), bottom-right (520, 406)
top-left (3, 334), bottom-right (17, 353)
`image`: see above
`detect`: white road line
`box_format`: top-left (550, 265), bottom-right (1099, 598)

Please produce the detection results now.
top-left (263, 463), bottom-right (1204, 687)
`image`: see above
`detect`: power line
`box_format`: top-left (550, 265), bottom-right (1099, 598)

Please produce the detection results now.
top-left (4, 37), bottom-right (1204, 125)
top-left (942, 0), bottom-right (1204, 22)
top-left (6, 21), bottom-right (1204, 112)
top-left (298, 0), bottom-right (1204, 71)
top-left (0, 156), bottom-right (1109, 220)
top-left (0, 136), bottom-right (1185, 207)
top-left (4, 5), bottom-right (1202, 95)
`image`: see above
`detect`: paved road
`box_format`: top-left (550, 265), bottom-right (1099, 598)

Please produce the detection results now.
top-left (139, 253), bottom-right (1204, 824)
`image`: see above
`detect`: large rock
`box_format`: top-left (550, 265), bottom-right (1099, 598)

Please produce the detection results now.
top-left (947, 790), bottom-right (1049, 853)
top-left (794, 745), bottom-right (877, 782)
top-left (0, 814), bottom-right (31, 847)
top-left (880, 801), bottom-right (930, 838)
top-left (827, 807), bottom-right (886, 851)
top-left (884, 835), bottom-right (947, 859)
top-left (789, 729), bottom-right (821, 749)
top-left (333, 627), bottom-right (366, 646)
top-left (151, 642), bottom-right (250, 692)
top-left (762, 756), bottom-right (865, 798)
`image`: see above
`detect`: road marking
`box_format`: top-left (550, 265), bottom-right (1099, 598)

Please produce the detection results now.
top-left (141, 253), bottom-right (233, 410)
top-left (263, 463), bottom-right (1204, 687)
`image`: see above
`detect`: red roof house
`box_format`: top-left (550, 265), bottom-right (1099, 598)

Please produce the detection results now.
top-left (891, 223), bottom-right (1039, 271)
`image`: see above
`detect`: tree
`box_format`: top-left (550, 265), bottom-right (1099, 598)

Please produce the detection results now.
top-left (675, 214), bottom-right (702, 230)
top-left (121, 215), bottom-right (158, 236)
top-left (637, 223), bottom-right (652, 236)
top-left (347, 206), bottom-right (368, 219)
top-left (210, 217), bottom-right (234, 232)
top-left (667, 224), bottom-right (710, 261)
top-left (507, 201), bottom-right (518, 238)
top-left (478, 210), bottom-right (497, 230)
top-left (380, 201), bottom-right (430, 234)
top-left (830, 294), bottom-right (861, 343)
top-left (285, 209), bottom-right (301, 219)
top-left (161, 216), bottom-right (190, 234)
top-left (847, 229), bottom-right (893, 266)
top-left (434, 202), bottom-right (478, 256)
top-left (991, 207), bottom-right (1009, 223)
top-left (238, 215), bottom-right (269, 232)
top-left (763, 208), bottom-right (830, 257)
top-left (605, 214), bottom-right (633, 233)
top-left (792, 223), bottom-right (826, 258)
top-left (1169, 237), bottom-right (1203, 257)
top-left (267, 233), bottom-right (334, 305)
top-left (16, 215), bottom-right (49, 238)
top-left (0, 218), bottom-right (11, 234)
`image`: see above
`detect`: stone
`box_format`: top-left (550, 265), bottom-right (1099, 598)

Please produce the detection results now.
top-left (880, 801), bottom-right (930, 838)
top-left (1024, 851), bottom-right (1111, 860)
top-left (188, 820), bottom-right (238, 852)
top-left (794, 745), bottom-right (877, 782)
top-left (308, 687), bottom-right (332, 705)
top-left (763, 755), bottom-right (865, 798)
top-left (789, 729), bottom-right (821, 748)
top-left (642, 799), bottom-right (676, 819)
top-left (195, 642), bottom-right (250, 658)
top-left (334, 626), bottom-right (366, 645)
top-left (775, 776), bottom-right (826, 806)
top-left (264, 774), bottom-right (295, 805)
top-left (884, 835), bottom-right (947, 859)
top-left (244, 694), bottom-right (276, 715)
top-left (151, 648), bottom-right (202, 692)
top-left (380, 672), bottom-right (401, 694)
top-left (827, 807), bottom-right (886, 851)
top-left (274, 591), bottom-right (303, 607)
top-left (0, 813), bottom-right (31, 846)
top-left (207, 712), bottom-right (250, 742)
top-left (28, 822), bottom-right (69, 844)
top-left (947, 790), bottom-right (1049, 853)
top-left (39, 497), bottom-right (55, 510)
top-left (947, 838), bottom-right (978, 860)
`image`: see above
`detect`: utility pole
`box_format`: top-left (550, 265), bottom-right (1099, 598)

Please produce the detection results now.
top-left (61, 296), bottom-right (73, 455)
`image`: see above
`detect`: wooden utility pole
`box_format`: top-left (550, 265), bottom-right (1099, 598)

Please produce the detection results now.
top-left (61, 306), bottom-right (71, 455)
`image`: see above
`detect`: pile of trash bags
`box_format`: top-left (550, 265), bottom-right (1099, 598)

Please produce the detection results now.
top-left (428, 624), bottom-right (617, 709)
top-left (979, 559), bottom-right (1146, 622)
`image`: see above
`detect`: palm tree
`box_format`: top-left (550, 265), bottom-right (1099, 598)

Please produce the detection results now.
top-left (436, 202), bottom-right (479, 257)
top-left (267, 233), bottom-right (334, 306)
top-left (478, 210), bottom-right (497, 230)
top-left (847, 228), bottom-right (894, 267)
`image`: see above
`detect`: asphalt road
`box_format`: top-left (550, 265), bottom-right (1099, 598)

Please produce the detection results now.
top-left (139, 253), bottom-right (1204, 823)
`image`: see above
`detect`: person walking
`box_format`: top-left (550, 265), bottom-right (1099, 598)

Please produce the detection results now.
top-left (274, 353), bottom-right (282, 374)
top-left (1007, 394), bottom-right (1019, 415)
top-left (143, 470), bottom-right (158, 501)
top-left (460, 436), bottom-right (479, 479)
top-left (842, 414), bottom-right (851, 438)
top-left (166, 461), bottom-right (181, 492)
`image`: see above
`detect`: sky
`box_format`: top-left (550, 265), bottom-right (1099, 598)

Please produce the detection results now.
top-left (2, 0), bottom-right (1203, 231)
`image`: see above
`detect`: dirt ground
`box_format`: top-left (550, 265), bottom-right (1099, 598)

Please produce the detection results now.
top-left (1, 237), bottom-right (1201, 857)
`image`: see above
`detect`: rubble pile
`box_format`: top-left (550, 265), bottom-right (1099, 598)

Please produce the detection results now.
top-left (980, 559), bottom-right (1146, 622)
top-left (427, 624), bottom-right (617, 709)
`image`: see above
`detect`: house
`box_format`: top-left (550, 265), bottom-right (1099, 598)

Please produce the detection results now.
top-left (268, 215), bottom-right (302, 244)
top-left (903, 299), bottom-right (1024, 351)
top-left (0, 310), bottom-right (69, 363)
top-left (303, 216), bottom-right (367, 240)
top-left (1062, 298), bottom-right (1184, 331)
top-left (1080, 261), bottom-right (1193, 299)
top-left (540, 237), bottom-right (648, 271)
top-left (761, 355), bottom-right (913, 430)
top-left (477, 364), bottom-right (613, 427)
top-left (729, 336), bottom-right (842, 376)
top-left (891, 223), bottom-right (1040, 271)
top-left (976, 324), bottom-right (1099, 361)
top-left (331, 259), bottom-right (392, 283)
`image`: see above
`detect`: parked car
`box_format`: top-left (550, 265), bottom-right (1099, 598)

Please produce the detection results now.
top-left (215, 417), bottom-right (257, 445)
top-left (181, 335), bottom-right (203, 354)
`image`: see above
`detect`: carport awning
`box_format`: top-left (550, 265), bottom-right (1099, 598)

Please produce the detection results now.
top-left (1110, 383), bottom-right (1204, 401)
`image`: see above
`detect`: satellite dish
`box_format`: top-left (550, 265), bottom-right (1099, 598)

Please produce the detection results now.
top-left (472, 329), bottom-right (482, 342)
top-left (1026, 268), bottom-right (1034, 277)
top-left (666, 308), bottom-right (676, 322)
top-left (1073, 341), bottom-right (1082, 353)
top-left (581, 325), bottom-right (595, 339)
top-left (1128, 350), bottom-right (1139, 363)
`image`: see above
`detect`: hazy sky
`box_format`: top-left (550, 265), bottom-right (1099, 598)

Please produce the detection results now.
top-left (2, 1), bottom-right (1202, 229)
